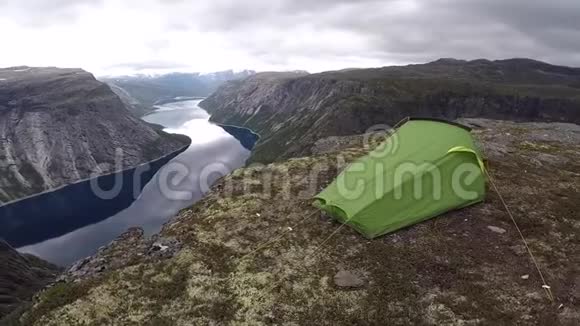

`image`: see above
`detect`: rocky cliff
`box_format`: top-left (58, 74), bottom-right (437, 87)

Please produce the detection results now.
top-left (0, 239), bottom-right (60, 321)
top-left (0, 67), bottom-right (190, 204)
top-left (11, 119), bottom-right (580, 325)
top-left (201, 59), bottom-right (580, 163)
top-left (106, 82), bottom-right (152, 117)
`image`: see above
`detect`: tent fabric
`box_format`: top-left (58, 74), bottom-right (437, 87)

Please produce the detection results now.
top-left (313, 118), bottom-right (486, 239)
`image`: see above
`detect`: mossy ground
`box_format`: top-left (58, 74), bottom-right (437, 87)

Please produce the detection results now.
top-left (18, 119), bottom-right (580, 325)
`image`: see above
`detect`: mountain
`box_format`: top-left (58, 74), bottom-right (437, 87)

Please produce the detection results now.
top-left (101, 70), bottom-right (256, 116)
top-left (200, 59), bottom-right (580, 163)
top-left (12, 118), bottom-right (580, 325)
top-left (0, 66), bottom-right (190, 204)
top-left (0, 238), bottom-right (60, 321)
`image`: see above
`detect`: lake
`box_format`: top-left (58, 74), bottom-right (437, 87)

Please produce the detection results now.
top-left (16, 99), bottom-right (254, 265)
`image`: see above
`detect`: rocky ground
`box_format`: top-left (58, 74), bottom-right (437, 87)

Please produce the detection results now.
top-left (8, 119), bottom-right (580, 325)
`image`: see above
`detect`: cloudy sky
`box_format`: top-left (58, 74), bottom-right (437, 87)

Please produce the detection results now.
top-left (0, 0), bottom-right (579, 75)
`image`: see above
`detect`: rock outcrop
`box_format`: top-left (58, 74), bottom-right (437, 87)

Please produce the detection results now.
top-left (201, 59), bottom-right (580, 163)
top-left (13, 119), bottom-right (580, 325)
top-left (55, 227), bottom-right (182, 284)
top-left (0, 239), bottom-right (60, 320)
top-left (0, 67), bottom-right (190, 204)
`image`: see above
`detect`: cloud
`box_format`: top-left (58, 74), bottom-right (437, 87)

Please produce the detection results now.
top-left (0, 0), bottom-right (103, 26)
top-left (106, 60), bottom-right (190, 71)
top-left (0, 0), bottom-right (579, 75)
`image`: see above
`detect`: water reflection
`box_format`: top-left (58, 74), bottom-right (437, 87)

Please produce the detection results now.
top-left (19, 100), bottom-right (251, 265)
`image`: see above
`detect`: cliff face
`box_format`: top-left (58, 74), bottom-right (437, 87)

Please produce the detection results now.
top-left (0, 67), bottom-right (190, 204)
top-left (106, 82), bottom-right (152, 117)
top-left (14, 119), bottom-right (580, 325)
top-left (0, 239), bottom-right (60, 320)
top-left (201, 59), bottom-right (580, 163)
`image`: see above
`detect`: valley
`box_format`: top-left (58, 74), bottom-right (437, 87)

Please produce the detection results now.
top-left (0, 70), bottom-right (258, 320)
top-left (1, 58), bottom-right (580, 325)
top-left (3, 0), bottom-right (580, 324)
top-left (102, 70), bottom-right (256, 117)
top-left (17, 99), bottom-right (255, 266)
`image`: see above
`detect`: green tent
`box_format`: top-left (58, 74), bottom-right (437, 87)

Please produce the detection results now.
top-left (314, 118), bottom-right (486, 239)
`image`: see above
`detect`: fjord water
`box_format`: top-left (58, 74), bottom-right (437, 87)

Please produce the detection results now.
top-left (18, 100), bottom-right (252, 265)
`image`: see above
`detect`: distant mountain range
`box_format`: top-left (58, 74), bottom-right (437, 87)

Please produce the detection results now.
top-left (101, 70), bottom-right (256, 116)
top-left (201, 58), bottom-right (580, 163)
